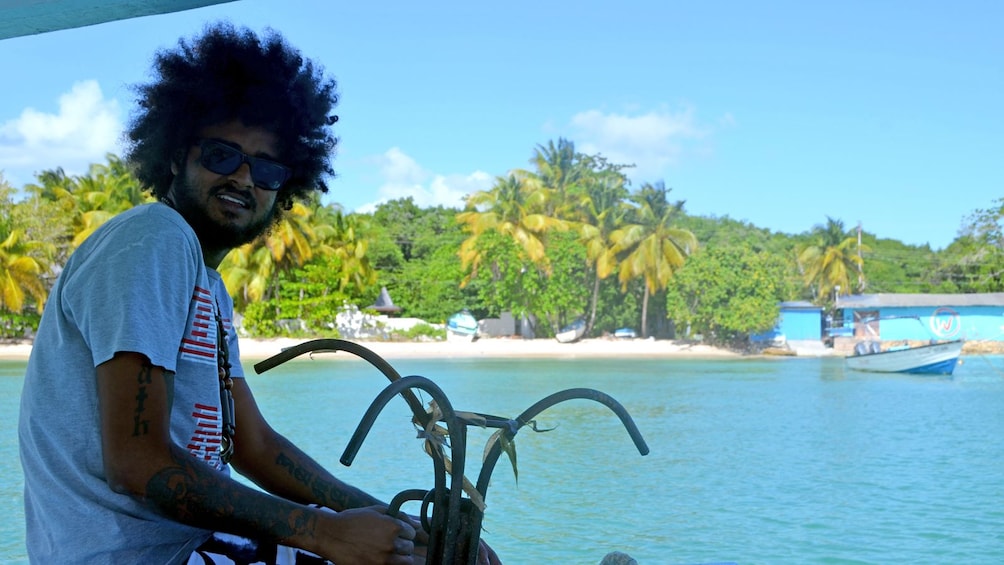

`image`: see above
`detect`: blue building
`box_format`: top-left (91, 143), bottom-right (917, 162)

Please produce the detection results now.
top-left (754, 301), bottom-right (823, 344)
top-left (833, 293), bottom-right (1004, 343)
top-left (778, 301), bottom-right (823, 341)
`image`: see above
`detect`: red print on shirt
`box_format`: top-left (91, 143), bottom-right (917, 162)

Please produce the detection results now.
top-left (180, 286), bottom-right (217, 365)
top-left (189, 403), bottom-right (223, 468)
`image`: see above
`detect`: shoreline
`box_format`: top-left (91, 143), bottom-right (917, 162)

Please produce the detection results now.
top-left (0, 336), bottom-right (742, 362)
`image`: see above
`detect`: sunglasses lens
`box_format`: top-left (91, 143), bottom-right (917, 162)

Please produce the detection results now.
top-left (249, 162), bottom-right (290, 191)
top-left (199, 140), bottom-right (291, 190)
top-left (200, 142), bottom-right (243, 175)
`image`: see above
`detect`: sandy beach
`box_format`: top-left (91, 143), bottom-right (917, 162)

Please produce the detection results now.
top-left (0, 336), bottom-right (739, 362)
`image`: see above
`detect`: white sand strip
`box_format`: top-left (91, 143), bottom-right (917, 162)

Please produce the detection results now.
top-left (1, 337), bottom-right (737, 362)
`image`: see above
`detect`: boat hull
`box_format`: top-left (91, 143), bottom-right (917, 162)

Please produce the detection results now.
top-left (555, 319), bottom-right (586, 343)
top-left (446, 329), bottom-right (477, 342)
top-left (447, 311), bottom-right (478, 342)
top-left (846, 340), bottom-right (963, 375)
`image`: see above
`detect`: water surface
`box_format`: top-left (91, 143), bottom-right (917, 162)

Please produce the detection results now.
top-left (3, 354), bottom-right (1003, 564)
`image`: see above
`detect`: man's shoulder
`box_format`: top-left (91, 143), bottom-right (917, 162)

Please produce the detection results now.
top-left (102, 203), bottom-right (198, 244)
top-left (72, 203), bottom-right (201, 267)
top-left (116, 202), bottom-right (189, 228)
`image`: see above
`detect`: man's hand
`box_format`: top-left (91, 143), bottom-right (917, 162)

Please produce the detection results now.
top-left (311, 506), bottom-right (417, 565)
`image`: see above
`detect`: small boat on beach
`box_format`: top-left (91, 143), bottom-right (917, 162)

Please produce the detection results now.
top-left (555, 318), bottom-right (586, 344)
top-left (846, 339), bottom-right (963, 375)
top-left (446, 309), bottom-right (478, 342)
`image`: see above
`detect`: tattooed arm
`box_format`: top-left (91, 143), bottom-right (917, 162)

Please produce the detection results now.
top-left (96, 351), bottom-right (416, 564)
top-left (228, 373), bottom-right (503, 565)
top-left (227, 377), bottom-right (384, 511)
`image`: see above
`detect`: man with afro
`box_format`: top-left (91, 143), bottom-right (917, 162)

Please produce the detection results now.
top-left (19, 22), bottom-right (500, 565)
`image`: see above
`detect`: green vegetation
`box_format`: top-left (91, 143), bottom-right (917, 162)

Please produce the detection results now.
top-left (796, 217), bottom-right (868, 308)
top-left (667, 244), bottom-right (796, 346)
top-left (2, 141), bottom-right (1001, 347)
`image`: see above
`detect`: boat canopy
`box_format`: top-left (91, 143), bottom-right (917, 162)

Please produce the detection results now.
top-left (1, 1), bottom-right (235, 40)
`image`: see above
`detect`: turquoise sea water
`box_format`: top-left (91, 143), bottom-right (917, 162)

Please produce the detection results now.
top-left (3, 353), bottom-right (1004, 564)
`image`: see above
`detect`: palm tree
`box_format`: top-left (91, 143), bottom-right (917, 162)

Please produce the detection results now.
top-left (220, 200), bottom-right (377, 309)
top-left (70, 156), bottom-right (152, 246)
top-left (23, 168), bottom-right (82, 265)
top-left (575, 169), bottom-right (630, 334)
top-left (25, 156), bottom-right (152, 251)
top-left (0, 183), bottom-right (53, 315)
top-left (797, 216), bottom-right (867, 303)
top-left (523, 138), bottom-right (585, 218)
top-left (315, 204), bottom-right (377, 293)
top-left (220, 243), bottom-right (274, 308)
top-left (220, 200), bottom-right (319, 306)
top-left (456, 172), bottom-right (562, 284)
top-left (610, 182), bottom-right (697, 338)
top-left (0, 228), bottom-right (49, 314)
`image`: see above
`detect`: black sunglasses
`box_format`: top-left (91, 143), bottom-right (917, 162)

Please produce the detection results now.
top-left (197, 139), bottom-right (291, 191)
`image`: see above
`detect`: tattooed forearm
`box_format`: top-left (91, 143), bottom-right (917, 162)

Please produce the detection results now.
top-left (145, 449), bottom-right (316, 541)
top-left (275, 446), bottom-right (379, 511)
top-left (277, 452), bottom-right (315, 486)
top-left (131, 364), bottom-right (153, 436)
top-left (276, 451), bottom-right (333, 505)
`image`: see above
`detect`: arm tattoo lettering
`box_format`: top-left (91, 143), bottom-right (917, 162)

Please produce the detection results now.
top-left (277, 451), bottom-right (338, 507)
top-left (276, 452), bottom-right (316, 487)
top-left (276, 449), bottom-right (370, 510)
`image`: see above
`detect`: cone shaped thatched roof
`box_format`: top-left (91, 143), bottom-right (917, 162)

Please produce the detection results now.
top-left (368, 286), bottom-right (401, 314)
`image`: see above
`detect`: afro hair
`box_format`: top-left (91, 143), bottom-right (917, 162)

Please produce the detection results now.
top-left (125, 21), bottom-right (338, 213)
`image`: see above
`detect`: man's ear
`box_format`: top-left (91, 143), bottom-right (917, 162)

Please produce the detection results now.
top-left (170, 148), bottom-right (186, 175)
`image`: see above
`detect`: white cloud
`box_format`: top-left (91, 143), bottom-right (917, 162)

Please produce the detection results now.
top-left (0, 80), bottom-right (123, 186)
top-left (375, 147), bottom-right (427, 185)
top-left (356, 147), bottom-right (492, 212)
top-left (567, 106), bottom-right (719, 182)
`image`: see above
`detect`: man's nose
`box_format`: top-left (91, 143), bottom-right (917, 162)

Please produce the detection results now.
top-left (229, 161), bottom-right (254, 189)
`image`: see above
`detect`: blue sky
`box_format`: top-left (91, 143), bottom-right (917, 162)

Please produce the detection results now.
top-left (0, 0), bottom-right (1000, 250)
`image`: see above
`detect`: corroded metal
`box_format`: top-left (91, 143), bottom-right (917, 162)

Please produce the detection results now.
top-left (256, 338), bottom-right (649, 565)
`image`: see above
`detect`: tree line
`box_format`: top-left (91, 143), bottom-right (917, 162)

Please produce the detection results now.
top-left (2, 139), bottom-right (1002, 346)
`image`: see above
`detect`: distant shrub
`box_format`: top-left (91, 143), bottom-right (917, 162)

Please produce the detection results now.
top-left (0, 310), bottom-right (40, 341)
top-left (396, 322), bottom-right (446, 342)
top-left (241, 300), bottom-right (341, 339)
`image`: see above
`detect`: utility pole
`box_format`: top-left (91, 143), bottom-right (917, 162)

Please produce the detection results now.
top-left (857, 221), bottom-right (864, 291)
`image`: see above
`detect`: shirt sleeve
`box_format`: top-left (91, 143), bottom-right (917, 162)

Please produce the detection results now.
top-left (62, 210), bottom-right (202, 371)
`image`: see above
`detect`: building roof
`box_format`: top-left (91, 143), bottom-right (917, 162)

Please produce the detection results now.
top-left (836, 293), bottom-right (1004, 308)
top-left (0, 1), bottom-right (234, 40)
top-left (779, 301), bottom-right (821, 310)
top-left (367, 287), bottom-right (401, 314)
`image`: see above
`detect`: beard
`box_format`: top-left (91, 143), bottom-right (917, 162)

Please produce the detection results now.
top-left (168, 174), bottom-right (277, 251)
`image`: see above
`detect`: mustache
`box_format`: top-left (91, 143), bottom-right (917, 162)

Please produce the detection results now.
top-left (211, 183), bottom-right (255, 210)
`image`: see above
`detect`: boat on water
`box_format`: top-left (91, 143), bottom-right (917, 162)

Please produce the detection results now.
top-left (446, 309), bottom-right (478, 342)
top-left (555, 318), bottom-right (586, 344)
top-left (846, 339), bottom-right (963, 375)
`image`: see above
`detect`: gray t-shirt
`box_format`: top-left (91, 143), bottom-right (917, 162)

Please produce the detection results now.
top-left (19, 203), bottom-right (245, 564)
